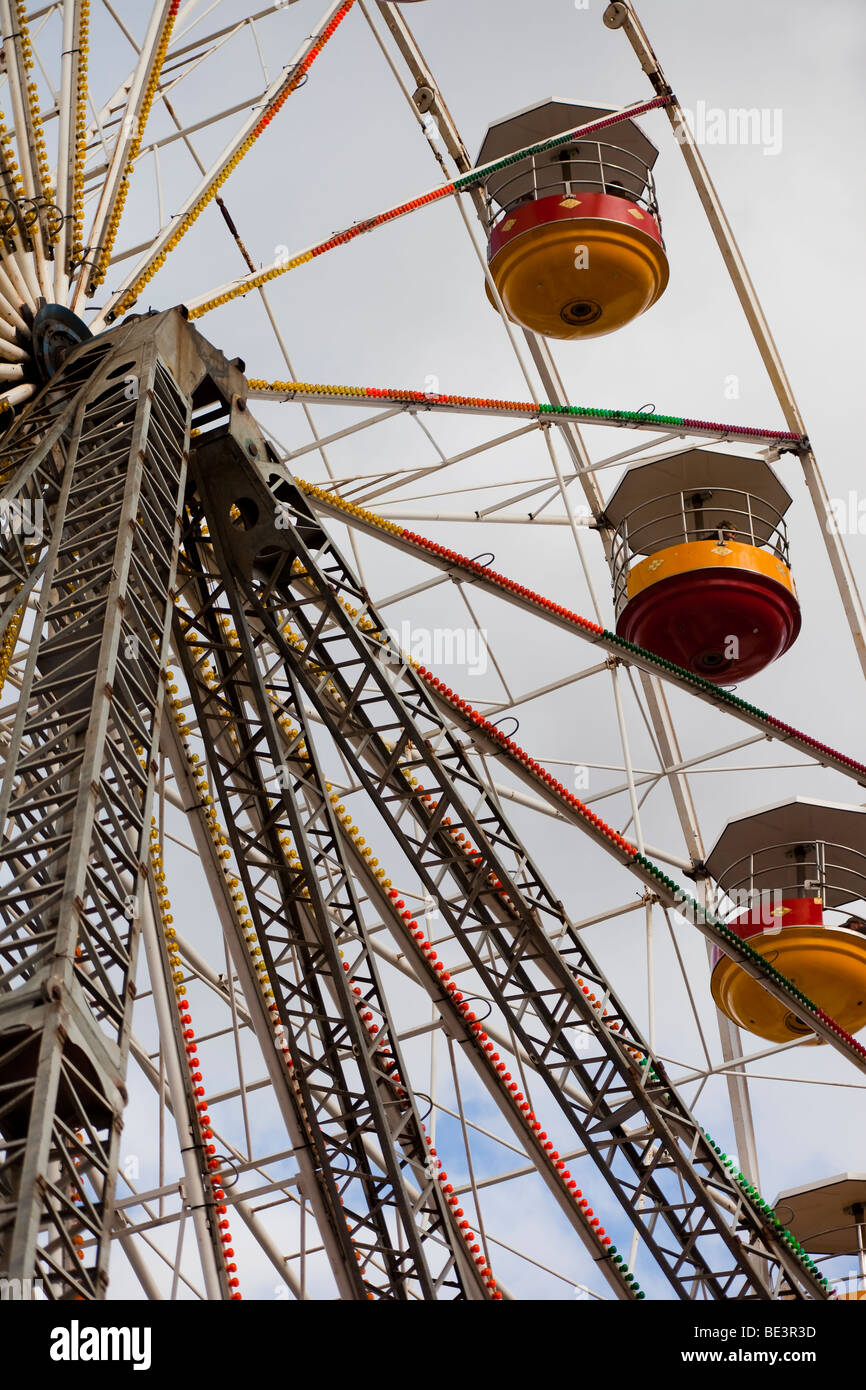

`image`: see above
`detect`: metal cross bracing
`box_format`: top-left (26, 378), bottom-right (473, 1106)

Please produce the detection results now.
top-left (153, 707), bottom-right (494, 1301)
top-left (148, 694), bottom-right (640, 1298)
top-left (0, 310), bottom-right (197, 1297)
top-left (171, 385), bottom-right (828, 1300)
top-left (171, 444), bottom-right (492, 1302)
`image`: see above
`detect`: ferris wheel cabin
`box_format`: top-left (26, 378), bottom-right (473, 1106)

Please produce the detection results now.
top-left (706, 799), bottom-right (866, 1044)
top-left (772, 1174), bottom-right (866, 1298)
top-left (476, 99), bottom-right (669, 339)
top-left (604, 449), bottom-right (801, 684)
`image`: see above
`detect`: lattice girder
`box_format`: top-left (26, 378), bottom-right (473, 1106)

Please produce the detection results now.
top-left (0, 312), bottom-right (197, 1297)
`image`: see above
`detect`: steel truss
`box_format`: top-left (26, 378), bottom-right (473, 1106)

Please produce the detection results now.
top-left (173, 434), bottom-right (488, 1302)
top-left (0, 312), bottom-right (194, 1296)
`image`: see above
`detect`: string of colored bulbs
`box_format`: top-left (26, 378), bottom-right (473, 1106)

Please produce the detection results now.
top-left (183, 94), bottom-right (674, 321)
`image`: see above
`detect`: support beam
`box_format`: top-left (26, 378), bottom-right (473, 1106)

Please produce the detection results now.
top-left (0, 312), bottom-right (194, 1296)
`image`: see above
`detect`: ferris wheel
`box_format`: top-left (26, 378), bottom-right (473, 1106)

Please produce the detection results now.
top-left (0, 0), bottom-right (865, 1305)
